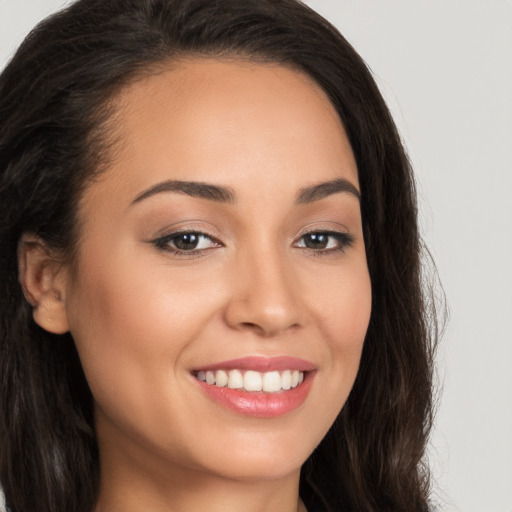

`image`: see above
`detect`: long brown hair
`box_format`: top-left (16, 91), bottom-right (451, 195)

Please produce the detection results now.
top-left (0, 1), bottom-right (439, 510)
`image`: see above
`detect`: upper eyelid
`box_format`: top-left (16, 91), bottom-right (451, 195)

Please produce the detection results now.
top-left (154, 227), bottom-right (349, 239)
top-left (153, 227), bottom-right (352, 240)
top-left (152, 225), bottom-right (222, 242)
top-left (293, 220), bottom-right (350, 235)
top-left (298, 228), bottom-right (347, 236)
top-left (293, 226), bottom-right (352, 241)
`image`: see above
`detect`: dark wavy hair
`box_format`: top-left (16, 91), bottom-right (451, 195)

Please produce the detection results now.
top-left (0, 1), bottom-right (439, 510)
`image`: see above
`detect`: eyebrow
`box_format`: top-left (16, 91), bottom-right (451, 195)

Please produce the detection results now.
top-left (131, 180), bottom-right (236, 205)
top-left (130, 177), bottom-right (360, 206)
top-left (296, 178), bottom-right (360, 204)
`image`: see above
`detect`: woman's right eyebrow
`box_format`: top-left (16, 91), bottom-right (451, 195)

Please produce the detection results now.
top-left (130, 180), bottom-right (237, 205)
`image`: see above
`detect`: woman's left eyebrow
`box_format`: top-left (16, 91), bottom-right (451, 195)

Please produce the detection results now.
top-left (296, 178), bottom-right (360, 203)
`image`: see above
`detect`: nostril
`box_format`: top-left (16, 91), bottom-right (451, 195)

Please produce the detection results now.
top-left (237, 320), bottom-right (300, 337)
top-left (239, 321), bottom-right (270, 336)
top-left (240, 321), bottom-right (258, 330)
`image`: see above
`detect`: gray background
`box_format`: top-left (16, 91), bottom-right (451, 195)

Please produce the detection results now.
top-left (1, 1), bottom-right (511, 511)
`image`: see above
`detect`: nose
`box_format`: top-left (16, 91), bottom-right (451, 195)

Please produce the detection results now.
top-left (223, 247), bottom-right (303, 337)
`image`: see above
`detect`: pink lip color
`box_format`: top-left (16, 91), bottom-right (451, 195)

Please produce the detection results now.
top-left (193, 356), bottom-right (316, 373)
top-left (192, 356), bottom-right (316, 418)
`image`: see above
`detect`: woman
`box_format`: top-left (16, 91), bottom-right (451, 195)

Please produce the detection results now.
top-left (0, 1), bottom-right (438, 511)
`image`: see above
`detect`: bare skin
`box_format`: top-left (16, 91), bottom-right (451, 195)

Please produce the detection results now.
top-left (20, 59), bottom-right (371, 511)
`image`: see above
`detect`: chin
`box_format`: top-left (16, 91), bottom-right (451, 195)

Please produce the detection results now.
top-left (186, 427), bottom-right (319, 482)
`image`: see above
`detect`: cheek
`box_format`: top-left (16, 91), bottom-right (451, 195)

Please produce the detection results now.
top-left (306, 256), bottom-right (372, 348)
top-left (64, 248), bottom-right (216, 409)
top-left (309, 258), bottom-right (372, 392)
top-left (68, 246), bottom-right (213, 343)
top-left (335, 271), bottom-right (371, 368)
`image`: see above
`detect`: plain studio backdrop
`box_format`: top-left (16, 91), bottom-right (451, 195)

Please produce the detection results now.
top-left (1, 1), bottom-right (511, 511)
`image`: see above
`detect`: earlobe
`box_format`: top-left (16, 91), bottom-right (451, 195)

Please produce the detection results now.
top-left (18, 234), bottom-right (70, 334)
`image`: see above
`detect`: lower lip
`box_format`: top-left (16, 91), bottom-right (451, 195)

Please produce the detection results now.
top-left (195, 372), bottom-right (315, 418)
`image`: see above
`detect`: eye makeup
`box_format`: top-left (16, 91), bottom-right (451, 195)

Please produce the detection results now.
top-left (150, 227), bottom-right (354, 260)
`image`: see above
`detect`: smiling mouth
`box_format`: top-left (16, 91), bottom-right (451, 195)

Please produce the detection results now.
top-left (192, 357), bottom-right (315, 417)
top-left (194, 369), bottom-right (305, 393)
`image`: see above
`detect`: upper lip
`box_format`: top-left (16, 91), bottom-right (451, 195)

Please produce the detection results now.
top-left (192, 356), bottom-right (316, 373)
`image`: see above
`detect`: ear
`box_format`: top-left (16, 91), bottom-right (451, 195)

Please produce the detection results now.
top-left (18, 234), bottom-right (70, 334)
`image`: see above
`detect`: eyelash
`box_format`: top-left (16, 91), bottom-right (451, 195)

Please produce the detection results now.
top-left (293, 230), bottom-right (354, 255)
top-left (152, 231), bottom-right (222, 257)
top-left (152, 230), bottom-right (354, 258)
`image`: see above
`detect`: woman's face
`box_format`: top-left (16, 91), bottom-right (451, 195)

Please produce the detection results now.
top-left (62, 59), bottom-right (371, 483)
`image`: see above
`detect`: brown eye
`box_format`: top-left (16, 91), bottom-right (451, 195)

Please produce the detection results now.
top-left (153, 232), bottom-right (220, 253)
top-left (172, 233), bottom-right (201, 250)
top-left (294, 231), bottom-right (354, 253)
top-left (302, 233), bottom-right (330, 249)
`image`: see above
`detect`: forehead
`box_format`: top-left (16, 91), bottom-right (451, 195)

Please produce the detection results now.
top-left (84, 58), bottom-right (358, 210)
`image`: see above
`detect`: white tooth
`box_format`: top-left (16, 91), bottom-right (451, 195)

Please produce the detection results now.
top-left (227, 370), bottom-right (244, 389)
top-left (244, 371), bottom-right (262, 391)
top-left (215, 370), bottom-right (228, 387)
top-left (281, 370), bottom-right (292, 390)
top-left (291, 370), bottom-right (299, 388)
top-left (205, 371), bottom-right (215, 385)
top-left (197, 370), bottom-right (206, 382)
top-left (263, 371), bottom-right (281, 393)
top-left (298, 372), bottom-right (304, 384)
